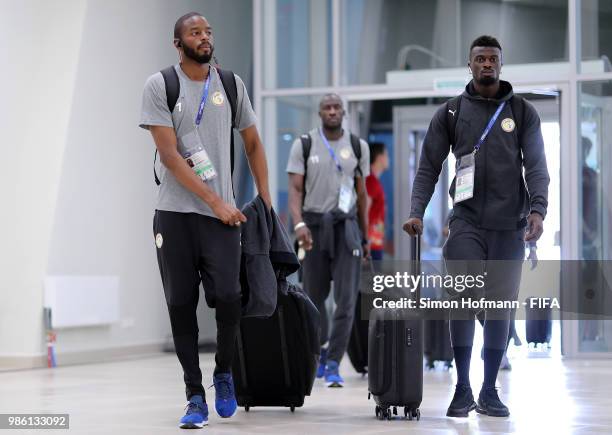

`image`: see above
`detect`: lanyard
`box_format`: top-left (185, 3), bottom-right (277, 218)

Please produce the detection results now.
top-left (318, 128), bottom-right (343, 174)
top-left (474, 101), bottom-right (506, 152)
top-left (194, 71), bottom-right (212, 128)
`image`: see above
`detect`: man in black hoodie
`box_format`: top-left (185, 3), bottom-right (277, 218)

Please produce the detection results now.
top-left (403, 35), bottom-right (549, 418)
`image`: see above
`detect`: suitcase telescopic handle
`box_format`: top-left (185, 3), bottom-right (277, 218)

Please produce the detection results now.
top-left (410, 228), bottom-right (421, 262)
top-left (410, 229), bottom-right (421, 302)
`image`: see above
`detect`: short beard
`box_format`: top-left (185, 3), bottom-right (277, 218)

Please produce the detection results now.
top-left (323, 121), bottom-right (342, 132)
top-left (182, 43), bottom-right (214, 64)
top-left (476, 75), bottom-right (497, 86)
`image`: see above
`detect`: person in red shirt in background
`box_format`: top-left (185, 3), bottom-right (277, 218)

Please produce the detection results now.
top-left (366, 142), bottom-right (389, 261)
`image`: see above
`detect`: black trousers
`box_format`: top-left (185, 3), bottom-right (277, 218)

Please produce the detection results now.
top-left (443, 217), bottom-right (524, 350)
top-left (302, 222), bottom-right (362, 363)
top-left (153, 210), bottom-right (242, 400)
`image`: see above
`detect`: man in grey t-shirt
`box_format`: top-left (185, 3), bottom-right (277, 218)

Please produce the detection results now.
top-left (286, 94), bottom-right (370, 387)
top-left (139, 12), bottom-right (271, 429)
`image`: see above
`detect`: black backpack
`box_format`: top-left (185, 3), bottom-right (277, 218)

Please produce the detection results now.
top-left (445, 94), bottom-right (525, 148)
top-left (153, 66), bottom-right (238, 186)
top-left (299, 133), bottom-right (363, 203)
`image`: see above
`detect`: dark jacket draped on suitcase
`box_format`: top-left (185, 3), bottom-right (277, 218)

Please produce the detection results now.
top-left (240, 196), bottom-right (301, 317)
top-left (232, 197), bottom-right (321, 410)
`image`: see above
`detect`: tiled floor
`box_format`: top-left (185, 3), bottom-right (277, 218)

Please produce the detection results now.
top-left (0, 350), bottom-right (610, 435)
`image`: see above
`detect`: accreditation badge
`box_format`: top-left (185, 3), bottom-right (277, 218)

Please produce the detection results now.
top-left (338, 175), bottom-right (356, 213)
top-left (185, 148), bottom-right (217, 181)
top-left (180, 130), bottom-right (217, 181)
top-left (454, 152), bottom-right (475, 204)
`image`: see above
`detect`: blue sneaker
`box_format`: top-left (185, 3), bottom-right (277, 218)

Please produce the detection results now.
top-left (179, 395), bottom-right (208, 429)
top-left (316, 348), bottom-right (328, 378)
top-left (213, 373), bottom-right (237, 418)
top-left (324, 360), bottom-right (344, 387)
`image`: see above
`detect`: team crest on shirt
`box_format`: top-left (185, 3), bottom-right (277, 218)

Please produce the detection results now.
top-left (340, 147), bottom-right (352, 159)
top-left (501, 118), bottom-right (515, 133)
top-left (155, 233), bottom-right (163, 249)
top-left (212, 91), bottom-right (224, 106)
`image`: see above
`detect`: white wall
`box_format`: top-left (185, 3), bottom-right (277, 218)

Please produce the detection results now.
top-left (0, 0), bottom-right (87, 364)
top-left (0, 0), bottom-right (253, 367)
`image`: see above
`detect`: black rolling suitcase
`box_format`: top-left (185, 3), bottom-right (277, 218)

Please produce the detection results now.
top-left (232, 283), bottom-right (320, 412)
top-left (525, 297), bottom-right (552, 347)
top-left (368, 235), bottom-right (423, 421)
top-left (424, 318), bottom-right (453, 369)
top-left (347, 261), bottom-right (376, 375)
top-left (348, 291), bottom-right (369, 374)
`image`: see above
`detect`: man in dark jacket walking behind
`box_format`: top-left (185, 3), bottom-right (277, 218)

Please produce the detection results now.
top-left (403, 35), bottom-right (549, 418)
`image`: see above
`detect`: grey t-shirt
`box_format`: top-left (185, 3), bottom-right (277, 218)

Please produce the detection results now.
top-left (139, 65), bottom-right (256, 217)
top-left (286, 128), bottom-right (370, 213)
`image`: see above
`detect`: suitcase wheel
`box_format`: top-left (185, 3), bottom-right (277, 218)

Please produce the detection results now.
top-left (290, 406), bottom-right (295, 413)
top-left (244, 406), bottom-right (250, 412)
top-left (405, 407), bottom-right (420, 421)
top-left (375, 406), bottom-right (391, 420)
top-left (384, 408), bottom-right (392, 420)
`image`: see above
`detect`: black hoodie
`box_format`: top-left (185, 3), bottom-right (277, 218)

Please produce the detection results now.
top-left (409, 80), bottom-right (550, 230)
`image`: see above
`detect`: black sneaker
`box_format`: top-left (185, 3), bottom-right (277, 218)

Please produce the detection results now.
top-left (446, 384), bottom-right (477, 417)
top-left (476, 387), bottom-right (510, 417)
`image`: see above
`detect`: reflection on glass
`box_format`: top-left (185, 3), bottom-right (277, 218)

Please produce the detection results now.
top-left (578, 81), bottom-right (612, 352)
top-left (263, 0), bottom-right (332, 89)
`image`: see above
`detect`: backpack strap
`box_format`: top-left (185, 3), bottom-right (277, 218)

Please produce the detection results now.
top-left (217, 69), bottom-right (238, 127)
top-left (217, 69), bottom-right (238, 181)
top-left (300, 134), bottom-right (312, 206)
top-left (446, 95), bottom-right (462, 148)
top-left (299, 132), bottom-right (363, 206)
top-left (161, 66), bottom-right (180, 112)
top-left (445, 94), bottom-right (523, 148)
top-left (154, 66), bottom-right (182, 186)
top-left (349, 133), bottom-right (363, 177)
top-left (154, 66), bottom-right (239, 189)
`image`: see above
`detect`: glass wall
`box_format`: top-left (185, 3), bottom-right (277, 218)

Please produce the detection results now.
top-left (581, 0), bottom-right (612, 72)
top-left (256, 0), bottom-right (612, 356)
top-left (580, 80), bottom-right (612, 262)
top-left (265, 95), bottom-right (326, 226)
top-left (341, 0), bottom-right (568, 85)
top-left (578, 80), bottom-right (612, 352)
top-left (262, 0), bottom-right (332, 89)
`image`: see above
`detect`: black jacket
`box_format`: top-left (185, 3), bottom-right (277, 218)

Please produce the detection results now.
top-left (240, 196), bottom-right (300, 317)
top-left (302, 208), bottom-right (362, 259)
top-left (409, 80), bottom-right (549, 230)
